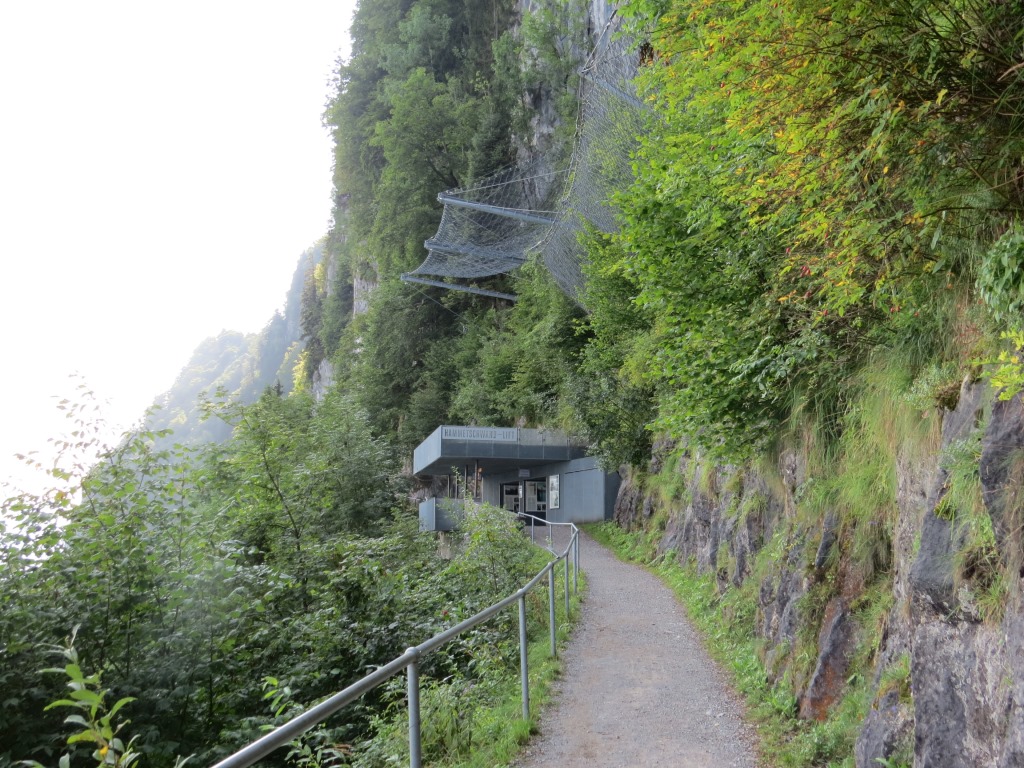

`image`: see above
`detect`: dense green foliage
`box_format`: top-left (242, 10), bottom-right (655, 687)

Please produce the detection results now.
top-left (0, 388), bottom-right (553, 765)
top-left (575, 0), bottom-right (1024, 460)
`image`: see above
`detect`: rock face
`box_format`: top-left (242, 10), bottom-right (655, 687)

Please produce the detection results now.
top-left (909, 619), bottom-right (1012, 767)
top-left (800, 597), bottom-right (856, 721)
top-left (615, 381), bottom-right (1024, 766)
top-left (898, 386), bottom-right (1024, 767)
top-left (311, 358), bottom-right (335, 402)
top-left (612, 477), bottom-right (645, 530)
top-left (981, 395), bottom-right (1024, 558)
top-left (855, 687), bottom-right (914, 768)
top-left (353, 271), bottom-right (376, 317)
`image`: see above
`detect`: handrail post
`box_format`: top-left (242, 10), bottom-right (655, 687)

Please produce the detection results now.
top-left (568, 530), bottom-right (575, 589)
top-left (573, 532), bottom-right (579, 594)
top-left (407, 649), bottom-right (422, 768)
top-left (548, 568), bottom-right (557, 657)
top-left (518, 594), bottom-right (530, 720)
top-left (564, 554), bottom-right (570, 617)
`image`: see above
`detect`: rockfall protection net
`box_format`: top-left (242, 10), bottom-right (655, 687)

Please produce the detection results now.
top-left (409, 22), bottom-right (647, 299)
top-left (412, 160), bottom-right (567, 280)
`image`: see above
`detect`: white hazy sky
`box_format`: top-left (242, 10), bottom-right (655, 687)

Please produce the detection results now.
top-left (0, 0), bottom-right (359, 493)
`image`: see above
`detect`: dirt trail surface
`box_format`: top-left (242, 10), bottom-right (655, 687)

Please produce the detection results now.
top-left (515, 529), bottom-right (761, 768)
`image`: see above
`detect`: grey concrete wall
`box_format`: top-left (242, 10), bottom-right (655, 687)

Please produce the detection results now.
top-left (485, 457), bottom-right (620, 524)
top-left (483, 482), bottom-right (501, 508)
top-left (418, 497), bottom-right (461, 532)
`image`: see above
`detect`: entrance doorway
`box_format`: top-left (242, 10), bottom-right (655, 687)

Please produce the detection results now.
top-left (501, 482), bottom-right (520, 513)
top-left (524, 479), bottom-right (548, 521)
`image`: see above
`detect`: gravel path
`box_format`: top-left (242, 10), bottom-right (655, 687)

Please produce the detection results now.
top-left (515, 529), bottom-right (761, 768)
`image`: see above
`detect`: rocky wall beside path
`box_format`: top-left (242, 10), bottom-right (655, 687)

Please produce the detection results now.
top-left (614, 381), bottom-right (1024, 767)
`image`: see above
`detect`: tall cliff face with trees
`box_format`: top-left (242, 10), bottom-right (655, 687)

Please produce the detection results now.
top-left (305, 0), bottom-right (596, 453)
top-left (314, 0), bottom-right (1024, 764)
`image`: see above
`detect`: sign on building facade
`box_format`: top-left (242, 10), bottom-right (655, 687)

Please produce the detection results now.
top-left (441, 426), bottom-right (519, 442)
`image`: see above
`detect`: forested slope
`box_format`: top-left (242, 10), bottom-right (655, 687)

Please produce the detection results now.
top-left (308, 0), bottom-right (596, 454)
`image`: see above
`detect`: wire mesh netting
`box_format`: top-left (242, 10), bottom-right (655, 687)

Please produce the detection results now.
top-left (543, 24), bottom-right (648, 298)
top-left (412, 160), bottom-right (567, 279)
top-left (409, 21), bottom-right (647, 299)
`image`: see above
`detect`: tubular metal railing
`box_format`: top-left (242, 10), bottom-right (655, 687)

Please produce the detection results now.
top-left (520, 514), bottom-right (579, 610)
top-left (211, 518), bottom-right (580, 768)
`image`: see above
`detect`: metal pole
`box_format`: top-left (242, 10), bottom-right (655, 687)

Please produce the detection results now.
top-left (437, 192), bottom-right (556, 225)
top-left (548, 569), bottom-right (557, 657)
top-left (531, 517), bottom-right (535, 543)
top-left (399, 273), bottom-right (518, 302)
top-left (573, 533), bottom-right (579, 594)
top-left (564, 554), bottom-right (570, 617)
top-left (407, 650), bottom-right (422, 768)
top-left (518, 594), bottom-right (530, 720)
top-left (569, 532), bottom-right (577, 593)
top-left (569, 530), bottom-right (576, 593)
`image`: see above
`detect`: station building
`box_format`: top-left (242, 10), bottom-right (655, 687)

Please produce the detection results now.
top-left (413, 425), bottom-right (620, 531)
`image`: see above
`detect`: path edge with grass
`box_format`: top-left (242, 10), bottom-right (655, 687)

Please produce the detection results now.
top-left (585, 522), bottom-right (876, 768)
top-left (437, 544), bottom-right (588, 768)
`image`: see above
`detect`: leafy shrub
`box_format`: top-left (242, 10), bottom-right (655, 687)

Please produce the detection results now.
top-left (18, 632), bottom-right (189, 768)
top-left (977, 227), bottom-right (1024, 328)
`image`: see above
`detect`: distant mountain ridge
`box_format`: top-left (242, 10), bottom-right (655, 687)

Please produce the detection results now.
top-left (146, 243), bottom-right (322, 445)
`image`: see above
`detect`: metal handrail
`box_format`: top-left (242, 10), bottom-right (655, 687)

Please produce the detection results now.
top-left (517, 513), bottom-right (579, 597)
top-left (211, 520), bottom-right (580, 768)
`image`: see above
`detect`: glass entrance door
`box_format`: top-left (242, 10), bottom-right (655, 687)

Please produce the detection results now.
top-left (524, 479), bottom-right (548, 520)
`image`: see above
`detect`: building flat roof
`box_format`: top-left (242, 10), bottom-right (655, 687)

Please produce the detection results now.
top-left (413, 425), bottom-right (589, 477)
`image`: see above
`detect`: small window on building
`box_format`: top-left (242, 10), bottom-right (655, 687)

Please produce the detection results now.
top-left (549, 474), bottom-right (560, 509)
